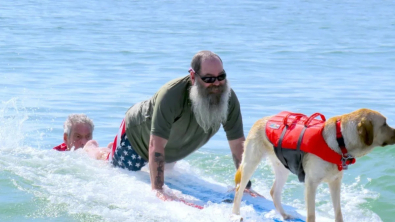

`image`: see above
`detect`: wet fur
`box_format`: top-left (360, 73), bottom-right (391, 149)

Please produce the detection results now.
top-left (232, 109), bottom-right (395, 222)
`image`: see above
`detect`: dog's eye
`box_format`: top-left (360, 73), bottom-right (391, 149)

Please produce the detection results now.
top-left (383, 122), bottom-right (387, 127)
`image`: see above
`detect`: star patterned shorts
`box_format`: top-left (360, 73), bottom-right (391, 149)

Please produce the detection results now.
top-left (108, 119), bottom-right (148, 171)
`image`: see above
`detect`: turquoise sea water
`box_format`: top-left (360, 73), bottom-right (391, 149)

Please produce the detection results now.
top-left (1, 0), bottom-right (395, 221)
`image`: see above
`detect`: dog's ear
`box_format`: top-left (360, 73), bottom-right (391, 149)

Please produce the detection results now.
top-left (357, 117), bottom-right (374, 146)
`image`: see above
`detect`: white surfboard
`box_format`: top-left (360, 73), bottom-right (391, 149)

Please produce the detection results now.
top-left (137, 167), bottom-right (306, 222)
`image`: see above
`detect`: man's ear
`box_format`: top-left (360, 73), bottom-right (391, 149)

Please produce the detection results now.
top-left (189, 68), bottom-right (196, 85)
top-left (63, 133), bottom-right (68, 144)
top-left (357, 117), bottom-right (374, 146)
top-left (190, 71), bottom-right (196, 85)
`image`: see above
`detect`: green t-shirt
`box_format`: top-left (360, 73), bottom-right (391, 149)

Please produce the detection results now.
top-left (124, 75), bottom-right (244, 163)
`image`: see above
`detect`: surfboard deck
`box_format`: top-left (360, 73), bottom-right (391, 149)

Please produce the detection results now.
top-left (137, 169), bottom-right (306, 222)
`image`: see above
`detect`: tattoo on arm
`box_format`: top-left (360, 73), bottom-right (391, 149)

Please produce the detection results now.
top-left (154, 152), bottom-right (165, 189)
top-left (232, 153), bottom-right (240, 169)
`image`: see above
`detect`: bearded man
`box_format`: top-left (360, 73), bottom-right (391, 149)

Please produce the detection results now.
top-left (108, 50), bottom-right (248, 199)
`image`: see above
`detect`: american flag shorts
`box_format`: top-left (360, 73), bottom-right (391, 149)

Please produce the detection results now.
top-left (109, 119), bottom-right (148, 171)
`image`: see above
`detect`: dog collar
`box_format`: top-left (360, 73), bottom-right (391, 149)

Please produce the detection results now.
top-left (336, 120), bottom-right (356, 170)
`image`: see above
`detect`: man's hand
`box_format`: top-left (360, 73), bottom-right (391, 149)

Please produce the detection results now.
top-left (154, 189), bottom-right (204, 209)
top-left (155, 189), bottom-right (175, 201)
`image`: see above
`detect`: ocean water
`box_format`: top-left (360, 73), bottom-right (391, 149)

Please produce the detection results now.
top-left (1, 0), bottom-right (395, 221)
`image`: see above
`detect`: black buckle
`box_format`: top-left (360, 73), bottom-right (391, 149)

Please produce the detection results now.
top-left (341, 154), bottom-right (354, 170)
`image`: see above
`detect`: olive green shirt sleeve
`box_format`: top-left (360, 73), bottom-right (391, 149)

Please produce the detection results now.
top-left (223, 89), bottom-right (244, 140)
top-left (150, 87), bottom-right (181, 140)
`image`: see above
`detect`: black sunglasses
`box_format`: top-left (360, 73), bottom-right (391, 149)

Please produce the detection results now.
top-left (196, 71), bottom-right (227, 83)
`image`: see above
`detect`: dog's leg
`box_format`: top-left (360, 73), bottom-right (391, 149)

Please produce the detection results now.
top-left (305, 176), bottom-right (321, 222)
top-left (328, 175), bottom-right (343, 222)
top-left (232, 139), bottom-right (265, 216)
top-left (269, 156), bottom-right (291, 219)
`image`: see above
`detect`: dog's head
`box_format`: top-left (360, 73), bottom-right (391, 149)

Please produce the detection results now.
top-left (341, 108), bottom-right (395, 157)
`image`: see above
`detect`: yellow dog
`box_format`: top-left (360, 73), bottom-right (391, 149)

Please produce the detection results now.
top-left (232, 108), bottom-right (395, 222)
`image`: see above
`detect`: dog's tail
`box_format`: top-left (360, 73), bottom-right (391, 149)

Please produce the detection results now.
top-left (235, 167), bottom-right (242, 191)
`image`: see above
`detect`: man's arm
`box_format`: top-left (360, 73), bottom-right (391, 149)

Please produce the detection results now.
top-left (148, 134), bottom-right (168, 191)
top-left (229, 136), bottom-right (252, 189)
top-left (228, 136), bottom-right (245, 169)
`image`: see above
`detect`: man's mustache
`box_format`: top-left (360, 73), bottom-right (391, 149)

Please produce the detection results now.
top-left (206, 85), bottom-right (224, 94)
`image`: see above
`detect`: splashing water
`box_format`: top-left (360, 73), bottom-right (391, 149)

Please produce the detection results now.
top-left (0, 99), bottom-right (387, 222)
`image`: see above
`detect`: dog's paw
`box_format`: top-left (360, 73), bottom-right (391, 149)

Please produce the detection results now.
top-left (230, 214), bottom-right (243, 222)
top-left (281, 213), bottom-right (294, 220)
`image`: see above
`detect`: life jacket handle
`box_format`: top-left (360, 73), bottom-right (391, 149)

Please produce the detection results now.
top-left (304, 112), bottom-right (326, 127)
top-left (283, 113), bottom-right (307, 126)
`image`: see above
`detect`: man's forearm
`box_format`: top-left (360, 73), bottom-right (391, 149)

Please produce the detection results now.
top-left (229, 136), bottom-right (245, 170)
top-left (229, 136), bottom-right (252, 189)
top-left (149, 151), bottom-right (165, 190)
top-left (148, 135), bottom-right (167, 190)
top-left (232, 153), bottom-right (242, 169)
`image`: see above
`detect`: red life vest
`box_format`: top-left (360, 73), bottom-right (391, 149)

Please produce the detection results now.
top-left (53, 143), bottom-right (68, 151)
top-left (265, 111), bottom-right (354, 182)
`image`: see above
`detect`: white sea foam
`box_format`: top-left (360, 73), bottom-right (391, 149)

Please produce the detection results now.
top-left (250, 161), bottom-right (382, 222)
top-left (0, 99), bottom-right (383, 222)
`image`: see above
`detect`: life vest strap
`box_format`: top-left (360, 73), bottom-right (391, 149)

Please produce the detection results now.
top-left (336, 120), bottom-right (356, 170)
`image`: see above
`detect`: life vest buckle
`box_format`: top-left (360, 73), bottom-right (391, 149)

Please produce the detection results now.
top-left (341, 153), bottom-right (355, 170)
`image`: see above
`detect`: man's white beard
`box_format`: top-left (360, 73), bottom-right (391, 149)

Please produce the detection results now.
top-left (189, 79), bottom-right (231, 133)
